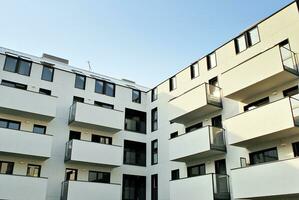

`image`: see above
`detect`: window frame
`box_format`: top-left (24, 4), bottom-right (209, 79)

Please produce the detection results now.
top-left (207, 52), bottom-right (217, 70)
top-left (123, 140), bottom-right (146, 167)
top-left (0, 118), bottom-right (21, 130)
top-left (88, 170), bottom-right (111, 183)
top-left (41, 65), bottom-right (54, 82)
top-left (33, 124), bottom-right (47, 134)
top-left (249, 147), bottom-right (278, 165)
top-left (292, 141), bottom-right (299, 157)
top-left (190, 62), bottom-right (199, 79)
top-left (3, 55), bottom-right (32, 76)
top-left (151, 174), bottom-right (158, 200)
top-left (151, 107), bottom-right (158, 132)
top-left (151, 139), bottom-right (158, 165)
top-left (132, 89), bottom-right (141, 104)
top-left (91, 134), bottom-right (112, 145)
top-left (95, 79), bottom-right (116, 97)
top-left (151, 87), bottom-right (158, 102)
top-left (171, 169), bottom-right (180, 180)
top-left (74, 74), bottom-right (86, 90)
top-left (65, 168), bottom-right (78, 181)
top-left (169, 76), bottom-right (177, 91)
top-left (0, 161), bottom-right (14, 174)
top-left (187, 163), bottom-right (206, 177)
top-left (234, 26), bottom-right (260, 54)
top-left (26, 164), bottom-right (41, 177)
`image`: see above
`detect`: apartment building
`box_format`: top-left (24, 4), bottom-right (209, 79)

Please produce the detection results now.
top-left (0, 1), bottom-right (299, 200)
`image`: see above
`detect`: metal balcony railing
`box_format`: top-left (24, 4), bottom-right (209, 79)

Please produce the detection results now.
top-left (212, 174), bottom-right (231, 200)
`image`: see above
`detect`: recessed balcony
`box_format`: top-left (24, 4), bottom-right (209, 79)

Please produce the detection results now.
top-left (69, 102), bottom-right (124, 133)
top-left (0, 127), bottom-right (52, 159)
top-left (0, 174), bottom-right (48, 200)
top-left (231, 157), bottom-right (299, 199)
top-left (221, 43), bottom-right (299, 103)
top-left (169, 126), bottom-right (226, 162)
top-left (169, 83), bottom-right (222, 124)
top-left (65, 139), bottom-right (122, 167)
top-left (61, 180), bottom-right (121, 200)
top-left (0, 85), bottom-right (57, 121)
top-left (225, 96), bottom-right (299, 147)
top-left (170, 174), bottom-right (230, 200)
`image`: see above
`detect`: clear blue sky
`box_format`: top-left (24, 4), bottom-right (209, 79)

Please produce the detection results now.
top-left (0, 0), bottom-right (293, 87)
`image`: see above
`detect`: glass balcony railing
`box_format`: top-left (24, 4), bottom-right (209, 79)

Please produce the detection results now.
top-left (212, 174), bottom-right (231, 200)
top-left (209, 126), bottom-right (226, 151)
top-left (64, 140), bottom-right (73, 161)
top-left (206, 83), bottom-right (222, 106)
top-left (280, 44), bottom-right (299, 72)
top-left (68, 103), bottom-right (77, 124)
top-left (290, 96), bottom-right (299, 126)
top-left (61, 181), bottom-right (69, 200)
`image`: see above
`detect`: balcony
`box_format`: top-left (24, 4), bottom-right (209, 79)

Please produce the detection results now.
top-left (69, 102), bottom-right (124, 133)
top-left (65, 139), bottom-right (122, 167)
top-left (0, 85), bottom-right (56, 121)
top-left (225, 97), bottom-right (299, 147)
top-left (169, 126), bottom-right (226, 162)
top-left (0, 174), bottom-right (48, 200)
top-left (231, 157), bottom-right (299, 199)
top-left (61, 180), bottom-right (121, 200)
top-left (169, 83), bottom-right (222, 124)
top-left (221, 44), bottom-right (299, 103)
top-left (170, 174), bottom-right (230, 200)
top-left (0, 127), bottom-right (52, 159)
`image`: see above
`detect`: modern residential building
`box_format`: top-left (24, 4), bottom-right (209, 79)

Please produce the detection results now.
top-left (0, 1), bottom-right (299, 200)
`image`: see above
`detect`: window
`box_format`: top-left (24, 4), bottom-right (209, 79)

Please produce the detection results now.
top-left (0, 118), bottom-right (21, 130)
top-left (3, 56), bottom-right (32, 76)
top-left (212, 115), bottom-right (222, 128)
top-left (169, 76), bottom-right (176, 91)
top-left (151, 108), bottom-right (158, 132)
top-left (88, 171), bottom-right (110, 183)
top-left (209, 76), bottom-right (218, 87)
top-left (94, 101), bottom-right (114, 109)
top-left (69, 131), bottom-right (81, 140)
top-left (39, 88), bottom-right (51, 96)
top-left (151, 140), bottom-right (158, 165)
top-left (0, 161), bottom-right (14, 174)
top-left (186, 122), bottom-right (202, 133)
top-left (171, 169), bottom-right (180, 180)
top-left (151, 87), bottom-right (158, 102)
top-left (151, 174), bottom-right (158, 200)
top-left (207, 52), bottom-right (217, 70)
top-left (187, 164), bottom-right (206, 177)
top-left (73, 96), bottom-right (84, 104)
top-left (170, 131), bottom-right (178, 139)
top-left (41, 66), bottom-right (54, 82)
top-left (293, 142), bottom-right (299, 157)
top-left (132, 89), bottom-right (141, 103)
top-left (124, 140), bottom-right (146, 166)
top-left (283, 86), bottom-right (299, 97)
top-left (235, 26), bottom-right (260, 54)
top-left (122, 174), bottom-right (146, 200)
top-left (249, 147), bottom-right (278, 165)
top-left (1, 80), bottom-right (27, 90)
top-left (125, 108), bottom-right (146, 134)
top-left (74, 74), bottom-right (86, 90)
top-left (91, 134), bottom-right (112, 145)
top-left (95, 79), bottom-right (115, 97)
top-left (26, 164), bottom-right (41, 177)
top-left (190, 63), bottom-right (199, 79)
top-left (244, 97), bottom-right (269, 111)
top-left (33, 125), bottom-right (46, 134)
top-left (65, 168), bottom-right (78, 181)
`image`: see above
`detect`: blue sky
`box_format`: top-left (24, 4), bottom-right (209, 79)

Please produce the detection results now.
top-left (0, 0), bottom-right (293, 87)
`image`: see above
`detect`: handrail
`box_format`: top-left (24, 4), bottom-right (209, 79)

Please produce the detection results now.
top-left (62, 180), bottom-right (121, 186)
top-left (66, 139), bottom-right (122, 148)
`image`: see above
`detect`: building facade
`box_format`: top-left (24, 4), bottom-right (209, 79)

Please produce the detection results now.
top-left (0, 1), bottom-right (299, 200)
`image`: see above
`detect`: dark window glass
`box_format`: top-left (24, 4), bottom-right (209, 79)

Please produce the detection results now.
top-left (0, 120), bottom-right (8, 128)
top-left (106, 82), bottom-right (115, 97)
top-left (39, 88), bottom-right (51, 96)
top-left (283, 86), bottom-right (299, 97)
top-left (132, 89), bottom-right (141, 103)
top-left (73, 96), bottom-right (84, 104)
top-left (69, 131), bottom-right (81, 140)
top-left (190, 63), bottom-right (199, 79)
top-left (249, 147), bottom-right (278, 165)
top-left (209, 77), bottom-right (218, 87)
top-left (1, 80), bottom-right (27, 90)
top-left (74, 74), bottom-right (86, 90)
top-left (171, 169), bottom-right (180, 180)
top-left (124, 140), bottom-right (146, 166)
top-left (187, 164), bottom-right (206, 177)
top-left (122, 174), bottom-right (146, 200)
top-left (207, 52), bottom-right (217, 70)
top-left (293, 142), bottom-right (299, 157)
top-left (151, 140), bottom-right (158, 165)
top-left (125, 108), bottom-right (146, 134)
top-left (170, 131), bottom-right (178, 139)
top-left (151, 174), bottom-right (158, 200)
top-left (95, 80), bottom-right (104, 94)
top-left (65, 168), bottom-right (78, 181)
top-left (41, 66), bottom-right (54, 82)
top-left (169, 76), bottom-right (176, 91)
top-left (0, 119), bottom-right (20, 130)
top-left (0, 161), bottom-right (14, 174)
top-left (88, 171), bottom-right (110, 183)
top-left (151, 87), bottom-right (158, 102)
top-left (3, 56), bottom-right (31, 76)
top-left (27, 164), bottom-right (41, 177)
top-left (244, 97), bottom-right (269, 111)
top-left (215, 159), bottom-right (227, 175)
top-left (18, 60), bottom-right (32, 76)
top-left (94, 101), bottom-right (114, 109)
top-left (212, 115), bottom-right (222, 128)
top-left (4, 56), bottom-right (18, 72)
top-left (185, 122), bottom-right (202, 133)
top-left (33, 125), bottom-right (46, 134)
top-left (91, 134), bottom-right (112, 145)
top-left (151, 108), bottom-right (158, 132)
top-left (95, 80), bottom-right (115, 97)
